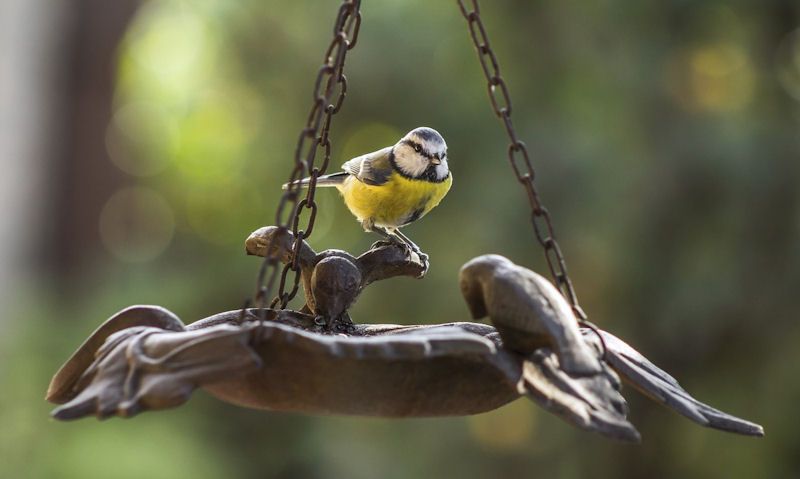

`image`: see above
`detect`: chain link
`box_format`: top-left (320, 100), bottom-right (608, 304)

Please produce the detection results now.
top-left (456, 0), bottom-right (593, 327)
top-left (251, 0), bottom-right (362, 318)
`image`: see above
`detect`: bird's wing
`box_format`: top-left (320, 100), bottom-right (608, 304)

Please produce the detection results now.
top-left (517, 348), bottom-right (641, 442)
top-left (49, 319), bottom-right (263, 420)
top-left (46, 305), bottom-right (186, 404)
top-left (341, 146), bottom-right (394, 186)
top-left (588, 329), bottom-right (764, 437)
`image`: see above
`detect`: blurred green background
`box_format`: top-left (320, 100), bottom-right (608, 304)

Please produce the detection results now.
top-left (1, 0), bottom-right (798, 477)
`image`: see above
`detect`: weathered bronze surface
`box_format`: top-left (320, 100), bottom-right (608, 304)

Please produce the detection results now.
top-left (46, 232), bottom-right (764, 442)
top-left (245, 226), bottom-right (425, 330)
top-left (460, 254), bottom-right (601, 375)
top-left (47, 305), bottom-right (640, 440)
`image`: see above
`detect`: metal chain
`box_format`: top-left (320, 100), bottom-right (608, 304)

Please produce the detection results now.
top-left (250, 0), bottom-right (362, 319)
top-left (456, 1), bottom-right (592, 326)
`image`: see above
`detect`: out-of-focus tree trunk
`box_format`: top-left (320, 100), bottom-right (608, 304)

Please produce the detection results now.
top-left (50, 0), bottom-right (141, 279)
top-left (0, 0), bottom-right (140, 313)
top-left (0, 0), bottom-right (68, 314)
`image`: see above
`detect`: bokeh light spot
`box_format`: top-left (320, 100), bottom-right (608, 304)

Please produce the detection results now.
top-left (173, 91), bottom-right (251, 185)
top-left (126, 1), bottom-right (210, 87)
top-left (666, 43), bottom-right (755, 113)
top-left (185, 183), bottom-right (258, 245)
top-left (99, 187), bottom-right (175, 262)
top-left (106, 101), bottom-right (176, 177)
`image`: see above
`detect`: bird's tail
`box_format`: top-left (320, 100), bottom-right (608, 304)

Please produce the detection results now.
top-left (281, 172), bottom-right (348, 190)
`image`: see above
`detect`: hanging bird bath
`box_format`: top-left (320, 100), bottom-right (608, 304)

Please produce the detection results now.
top-left (46, 0), bottom-right (763, 443)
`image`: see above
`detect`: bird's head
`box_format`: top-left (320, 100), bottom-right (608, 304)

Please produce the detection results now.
top-left (392, 127), bottom-right (449, 181)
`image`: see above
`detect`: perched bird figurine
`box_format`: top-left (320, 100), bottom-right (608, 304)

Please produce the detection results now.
top-left (460, 254), bottom-right (602, 376)
top-left (284, 127), bottom-right (452, 269)
top-left (244, 225), bottom-right (427, 329)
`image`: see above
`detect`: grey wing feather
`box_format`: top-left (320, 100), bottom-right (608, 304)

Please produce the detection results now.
top-left (590, 329), bottom-right (764, 436)
top-left (342, 146), bottom-right (394, 186)
top-left (518, 354), bottom-right (641, 442)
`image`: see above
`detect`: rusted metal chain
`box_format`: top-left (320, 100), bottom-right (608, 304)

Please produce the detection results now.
top-left (251, 0), bottom-right (362, 319)
top-left (456, 0), bottom-right (605, 355)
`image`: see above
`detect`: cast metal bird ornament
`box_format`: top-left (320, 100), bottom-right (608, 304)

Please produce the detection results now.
top-left (284, 127), bottom-right (452, 274)
top-left (46, 237), bottom-right (764, 442)
top-left (244, 226), bottom-right (426, 330)
top-left (460, 254), bottom-right (602, 376)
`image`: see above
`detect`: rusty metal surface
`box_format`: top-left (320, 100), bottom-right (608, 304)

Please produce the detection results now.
top-left (46, 305), bottom-right (637, 439)
top-left (45, 252), bottom-right (763, 441)
top-left (205, 320), bottom-right (522, 418)
top-left (46, 307), bottom-right (521, 419)
top-left (44, 307), bottom-right (763, 439)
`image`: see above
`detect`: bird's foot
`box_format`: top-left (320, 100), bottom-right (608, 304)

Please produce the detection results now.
top-left (371, 236), bottom-right (412, 255)
top-left (371, 229), bottom-right (406, 247)
top-left (369, 233), bottom-right (428, 278)
top-left (370, 239), bottom-right (401, 250)
top-left (401, 243), bottom-right (428, 278)
top-left (414, 251), bottom-right (429, 278)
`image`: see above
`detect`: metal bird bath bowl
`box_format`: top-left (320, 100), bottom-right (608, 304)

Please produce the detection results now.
top-left (46, 227), bottom-right (764, 443)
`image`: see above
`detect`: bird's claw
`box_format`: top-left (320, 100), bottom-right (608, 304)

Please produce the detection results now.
top-left (370, 237), bottom-right (408, 252)
top-left (416, 255), bottom-right (429, 278)
top-left (411, 250), bottom-right (429, 278)
top-left (368, 235), bottom-right (428, 278)
top-left (370, 239), bottom-right (396, 250)
top-left (372, 231), bottom-right (404, 245)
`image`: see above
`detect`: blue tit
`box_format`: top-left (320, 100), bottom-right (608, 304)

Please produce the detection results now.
top-left (284, 126), bottom-right (452, 264)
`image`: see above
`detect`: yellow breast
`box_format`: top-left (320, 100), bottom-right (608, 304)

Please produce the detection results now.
top-left (338, 173), bottom-right (452, 229)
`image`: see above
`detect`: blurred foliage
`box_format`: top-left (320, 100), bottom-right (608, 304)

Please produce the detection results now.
top-left (2, 0), bottom-right (799, 477)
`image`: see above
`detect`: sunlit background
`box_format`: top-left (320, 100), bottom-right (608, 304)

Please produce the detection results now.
top-left (1, 0), bottom-right (798, 477)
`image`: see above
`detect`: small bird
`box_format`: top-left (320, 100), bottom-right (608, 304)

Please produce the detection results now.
top-left (284, 127), bottom-right (452, 267)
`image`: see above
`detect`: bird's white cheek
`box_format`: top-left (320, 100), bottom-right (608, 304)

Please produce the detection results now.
top-left (395, 151), bottom-right (428, 177)
top-left (435, 160), bottom-right (449, 178)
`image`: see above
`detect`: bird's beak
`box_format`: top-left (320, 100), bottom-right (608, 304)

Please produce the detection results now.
top-left (430, 158), bottom-right (441, 166)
